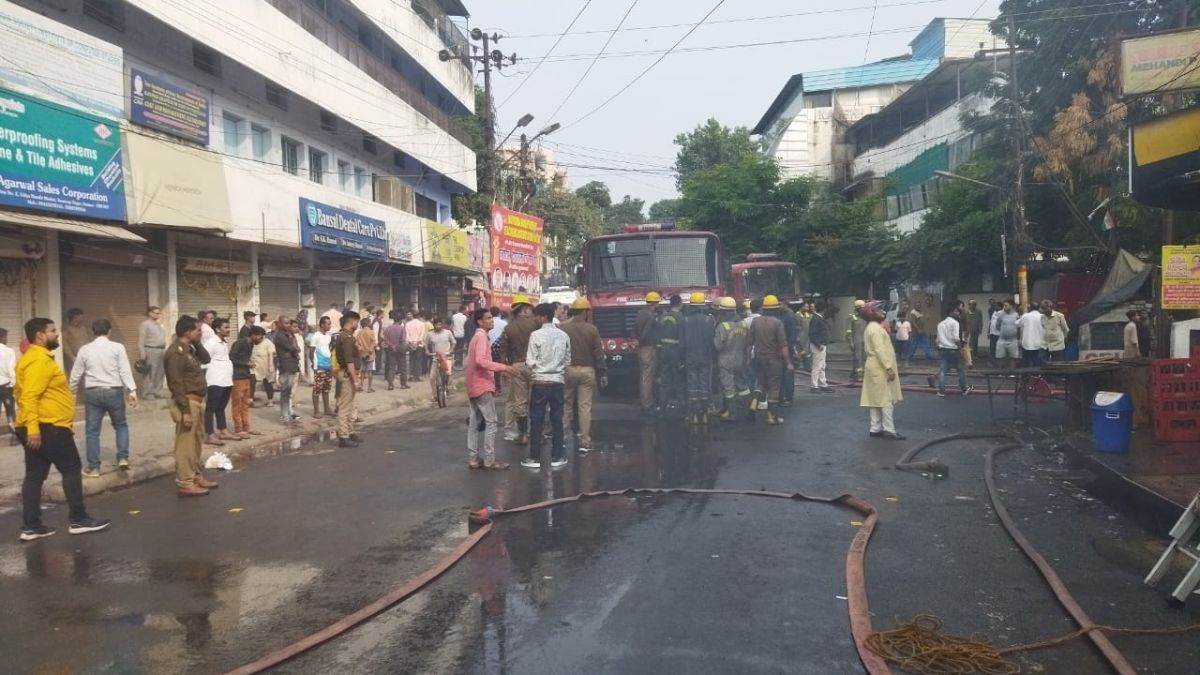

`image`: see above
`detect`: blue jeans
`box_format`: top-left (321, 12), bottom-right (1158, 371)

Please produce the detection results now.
top-left (84, 387), bottom-right (129, 469)
top-left (528, 382), bottom-right (565, 462)
top-left (937, 348), bottom-right (967, 394)
top-left (910, 334), bottom-right (934, 360)
top-left (1021, 348), bottom-right (1044, 369)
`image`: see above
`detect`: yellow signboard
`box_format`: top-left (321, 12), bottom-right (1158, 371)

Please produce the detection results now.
top-left (424, 220), bottom-right (472, 272)
top-left (1162, 245), bottom-right (1200, 309)
top-left (1121, 28), bottom-right (1200, 96)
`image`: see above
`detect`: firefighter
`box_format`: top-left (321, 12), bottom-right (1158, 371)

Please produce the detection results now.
top-left (498, 295), bottom-right (536, 444)
top-left (713, 296), bottom-right (751, 422)
top-left (848, 299), bottom-right (867, 381)
top-left (654, 294), bottom-right (685, 418)
top-left (749, 295), bottom-right (795, 425)
top-left (682, 292), bottom-right (716, 424)
top-left (635, 291), bottom-right (662, 414)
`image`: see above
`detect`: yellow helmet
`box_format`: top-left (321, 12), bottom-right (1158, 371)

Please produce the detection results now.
top-left (570, 297), bottom-right (591, 310)
top-left (741, 299), bottom-right (752, 309)
top-left (689, 292), bottom-right (706, 305)
top-left (762, 295), bottom-right (781, 309)
top-left (645, 291), bottom-right (661, 304)
top-left (717, 296), bottom-right (736, 310)
top-left (511, 294), bottom-right (531, 307)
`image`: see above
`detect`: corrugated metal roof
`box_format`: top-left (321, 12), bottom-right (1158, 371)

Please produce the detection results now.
top-left (802, 57), bottom-right (940, 92)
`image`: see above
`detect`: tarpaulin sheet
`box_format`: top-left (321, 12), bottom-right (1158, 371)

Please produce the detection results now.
top-left (1069, 250), bottom-right (1152, 329)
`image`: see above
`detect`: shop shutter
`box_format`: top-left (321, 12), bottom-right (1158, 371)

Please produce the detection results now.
top-left (0, 278), bottom-right (24, 348)
top-left (178, 271), bottom-right (239, 324)
top-left (358, 283), bottom-right (386, 312)
top-left (314, 281), bottom-right (345, 316)
top-left (259, 277), bottom-right (299, 324)
top-left (62, 263), bottom-right (148, 366)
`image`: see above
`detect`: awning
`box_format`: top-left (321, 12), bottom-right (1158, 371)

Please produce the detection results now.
top-left (0, 210), bottom-right (146, 242)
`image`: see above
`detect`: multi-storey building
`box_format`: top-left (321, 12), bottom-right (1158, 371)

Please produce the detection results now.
top-left (0, 0), bottom-right (481, 362)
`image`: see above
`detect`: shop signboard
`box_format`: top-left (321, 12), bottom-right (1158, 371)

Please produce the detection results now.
top-left (1162, 245), bottom-right (1200, 309)
top-left (1130, 107), bottom-right (1200, 211)
top-left (0, 2), bottom-right (123, 120)
top-left (1121, 28), bottom-right (1200, 96)
top-left (424, 220), bottom-right (472, 271)
top-left (489, 205), bottom-right (544, 307)
top-left (0, 88), bottom-right (125, 220)
top-left (126, 132), bottom-right (231, 230)
top-left (299, 197), bottom-right (387, 260)
top-left (130, 69), bottom-right (210, 144)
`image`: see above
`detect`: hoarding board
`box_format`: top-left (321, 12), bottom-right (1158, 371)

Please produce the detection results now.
top-left (0, 88), bottom-right (125, 220)
top-left (424, 220), bottom-right (472, 271)
top-left (489, 205), bottom-right (544, 307)
top-left (1162, 245), bottom-right (1200, 309)
top-left (1121, 28), bottom-right (1200, 96)
top-left (1130, 107), bottom-right (1200, 211)
top-left (130, 68), bottom-right (210, 144)
top-left (299, 197), bottom-right (387, 260)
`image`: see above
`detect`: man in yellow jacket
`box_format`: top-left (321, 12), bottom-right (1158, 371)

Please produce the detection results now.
top-left (15, 318), bottom-right (110, 541)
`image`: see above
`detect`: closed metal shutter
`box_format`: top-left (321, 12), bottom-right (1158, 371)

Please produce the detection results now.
top-left (178, 271), bottom-right (238, 323)
top-left (259, 277), bottom-right (299, 323)
top-left (62, 263), bottom-right (148, 366)
top-left (314, 281), bottom-right (345, 316)
top-left (358, 282), bottom-right (385, 312)
top-left (0, 275), bottom-right (25, 348)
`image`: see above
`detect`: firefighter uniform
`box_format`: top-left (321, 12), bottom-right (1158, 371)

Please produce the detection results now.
top-left (749, 296), bottom-right (792, 425)
top-left (848, 300), bottom-right (867, 381)
top-left (682, 293), bottom-right (716, 424)
top-left (653, 300), bottom-right (685, 418)
top-left (635, 292), bottom-right (662, 412)
top-left (713, 297), bottom-right (751, 422)
top-left (498, 296), bottom-right (536, 443)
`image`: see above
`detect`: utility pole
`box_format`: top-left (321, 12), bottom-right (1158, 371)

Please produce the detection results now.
top-left (1007, 15), bottom-right (1031, 311)
top-left (439, 30), bottom-right (516, 217)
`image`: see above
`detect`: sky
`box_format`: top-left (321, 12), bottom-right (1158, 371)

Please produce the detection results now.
top-left (465, 0), bottom-right (1004, 208)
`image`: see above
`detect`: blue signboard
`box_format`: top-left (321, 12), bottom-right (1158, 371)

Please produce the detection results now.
top-left (130, 69), bottom-right (209, 145)
top-left (299, 198), bottom-right (388, 259)
top-left (0, 88), bottom-right (124, 220)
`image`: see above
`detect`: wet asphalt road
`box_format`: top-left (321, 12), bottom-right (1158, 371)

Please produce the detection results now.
top-left (3, 371), bottom-right (1200, 674)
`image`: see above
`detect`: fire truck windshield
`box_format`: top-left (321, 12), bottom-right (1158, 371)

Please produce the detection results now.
top-left (740, 265), bottom-right (801, 298)
top-left (588, 235), bottom-right (717, 290)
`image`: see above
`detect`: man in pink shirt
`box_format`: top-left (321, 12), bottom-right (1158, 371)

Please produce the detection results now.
top-left (403, 310), bottom-right (427, 382)
top-left (466, 309), bottom-right (509, 470)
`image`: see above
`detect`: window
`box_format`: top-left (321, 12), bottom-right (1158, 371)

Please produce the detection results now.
top-left (393, 151), bottom-right (407, 169)
top-left (83, 0), bottom-right (125, 31)
top-left (354, 167), bottom-right (369, 196)
top-left (320, 111), bottom-right (337, 133)
top-left (281, 137), bottom-right (300, 176)
top-left (265, 80), bottom-right (288, 110)
top-left (250, 125), bottom-right (270, 161)
top-left (415, 193), bottom-right (438, 220)
top-left (910, 185), bottom-right (925, 212)
top-left (308, 148), bottom-right (326, 184)
top-left (222, 113), bottom-right (242, 156)
top-left (886, 196), bottom-right (899, 220)
top-left (193, 42), bottom-right (221, 76)
top-left (804, 91), bottom-right (833, 108)
top-left (337, 160), bottom-right (351, 191)
top-left (362, 133), bottom-right (378, 155)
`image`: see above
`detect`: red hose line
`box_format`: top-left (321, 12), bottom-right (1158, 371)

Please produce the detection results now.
top-left (224, 487), bottom-right (890, 675)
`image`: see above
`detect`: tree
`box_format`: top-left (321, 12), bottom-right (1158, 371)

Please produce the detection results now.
top-left (648, 198), bottom-right (683, 221)
top-left (451, 87), bottom-right (493, 227)
top-left (527, 186), bottom-right (604, 271)
top-left (604, 195), bottom-right (645, 227)
top-left (575, 181), bottom-right (612, 209)
top-left (673, 119), bottom-right (760, 189)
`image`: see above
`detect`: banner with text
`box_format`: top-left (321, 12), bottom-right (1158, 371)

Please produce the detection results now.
top-left (299, 197), bottom-right (387, 260)
top-left (424, 220), bottom-right (472, 272)
top-left (489, 205), bottom-right (544, 308)
top-left (1162, 245), bottom-right (1200, 309)
top-left (130, 69), bottom-right (210, 144)
top-left (0, 88), bottom-right (125, 220)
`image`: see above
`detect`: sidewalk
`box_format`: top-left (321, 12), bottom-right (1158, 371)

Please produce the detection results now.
top-left (0, 373), bottom-right (460, 509)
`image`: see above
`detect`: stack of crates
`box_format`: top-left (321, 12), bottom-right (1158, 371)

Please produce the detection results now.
top-left (1153, 358), bottom-right (1200, 441)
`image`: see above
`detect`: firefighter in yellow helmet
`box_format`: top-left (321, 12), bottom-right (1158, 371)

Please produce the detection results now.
top-left (497, 294), bottom-right (536, 443)
top-left (713, 296), bottom-right (752, 421)
top-left (682, 292), bottom-right (716, 424)
top-left (635, 292), bottom-right (662, 413)
top-left (748, 295), bottom-right (795, 425)
top-left (653, 294), bottom-right (686, 417)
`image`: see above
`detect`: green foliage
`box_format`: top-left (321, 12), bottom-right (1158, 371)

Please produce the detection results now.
top-left (527, 186), bottom-right (605, 270)
top-left (604, 195), bottom-right (646, 227)
top-left (648, 198), bottom-right (683, 221)
top-left (673, 119), bottom-right (760, 190)
top-left (451, 87), bottom-right (493, 227)
top-left (575, 181), bottom-right (612, 209)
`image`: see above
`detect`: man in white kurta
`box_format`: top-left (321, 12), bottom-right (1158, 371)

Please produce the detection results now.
top-left (859, 302), bottom-right (905, 440)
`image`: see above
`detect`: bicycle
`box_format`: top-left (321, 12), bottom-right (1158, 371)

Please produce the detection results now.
top-left (432, 352), bottom-right (450, 408)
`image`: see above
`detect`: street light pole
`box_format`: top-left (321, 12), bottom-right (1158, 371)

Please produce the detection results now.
top-left (1007, 15), bottom-right (1031, 310)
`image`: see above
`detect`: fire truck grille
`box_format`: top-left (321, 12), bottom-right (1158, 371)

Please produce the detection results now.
top-left (593, 306), bottom-right (641, 338)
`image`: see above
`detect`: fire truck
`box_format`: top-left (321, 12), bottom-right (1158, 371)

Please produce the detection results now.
top-left (578, 224), bottom-right (730, 377)
top-left (730, 253), bottom-right (804, 305)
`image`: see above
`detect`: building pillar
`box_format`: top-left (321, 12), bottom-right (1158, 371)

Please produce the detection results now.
top-left (247, 243), bottom-right (261, 316)
top-left (166, 231), bottom-right (179, 330)
top-left (34, 231), bottom-right (62, 365)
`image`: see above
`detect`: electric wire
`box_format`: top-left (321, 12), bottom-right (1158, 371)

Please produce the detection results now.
top-left (542, 0), bottom-right (642, 126)
top-left (496, 0), bottom-right (595, 110)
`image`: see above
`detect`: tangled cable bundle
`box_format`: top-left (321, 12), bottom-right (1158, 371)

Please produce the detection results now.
top-left (865, 614), bottom-right (1018, 675)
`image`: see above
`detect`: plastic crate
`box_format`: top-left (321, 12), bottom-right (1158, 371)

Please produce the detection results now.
top-left (1154, 411), bottom-right (1200, 442)
top-left (1152, 359), bottom-right (1200, 382)
top-left (1154, 379), bottom-right (1200, 400)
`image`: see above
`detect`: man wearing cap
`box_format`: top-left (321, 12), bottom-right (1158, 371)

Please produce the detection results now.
top-left (848, 299), bottom-right (868, 381)
top-left (713, 297), bottom-right (752, 422)
top-left (859, 301), bottom-right (905, 440)
top-left (682, 292), bottom-right (716, 424)
top-left (498, 296), bottom-right (536, 444)
top-left (560, 298), bottom-right (604, 453)
top-left (749, 295), bottom-right (794, 425)
top-left (654, 295), bottom-right (686, 417)
top-left (635, 291), bottom-right (661, 413)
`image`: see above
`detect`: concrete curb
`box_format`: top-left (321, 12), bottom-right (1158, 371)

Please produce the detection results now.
top-left (1061, 438), bottom-right (1184, 535)
top-left (37, 383), bottom-right (464, 503)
